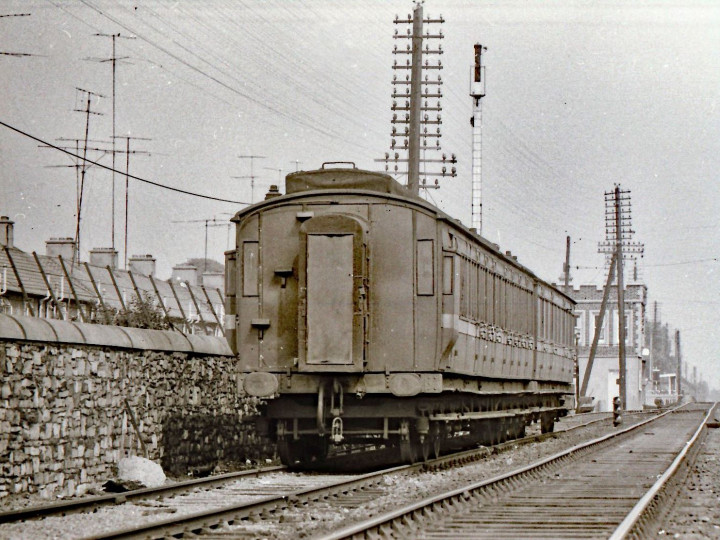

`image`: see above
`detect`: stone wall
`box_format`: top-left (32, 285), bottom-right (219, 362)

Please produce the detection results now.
top-left (0, 340), bottom-right (274, 501)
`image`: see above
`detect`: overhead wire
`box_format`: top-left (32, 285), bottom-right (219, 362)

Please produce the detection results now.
top-left (0, 119), bottom-right (250, 205)
top-left (75, 0), bottom-right (377, 150)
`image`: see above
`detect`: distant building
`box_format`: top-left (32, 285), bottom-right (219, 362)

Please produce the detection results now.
top-left (560, 281), bottom-right (648, 412)
top-left (0, 216), bottom-right (225, 337)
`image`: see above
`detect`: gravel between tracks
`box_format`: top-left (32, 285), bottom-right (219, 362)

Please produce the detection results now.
top-left (657, 424), bottom-right (720, 539)
top-left (224, 414), bottom-right (649, 539)
top-left (1, 412), bottom-right (683, 540)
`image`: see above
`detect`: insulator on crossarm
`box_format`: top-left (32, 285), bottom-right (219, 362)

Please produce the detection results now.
top-left (451, 154), bottom-right (456, 162)
top-left (435, 178), bottom-right (439, 185)
top-left (451, 167), bottom-right (456, 175)
top-left (437, 114), bottom-right (442, 122)
top-left (424, 114), bottom-right (428, 121)
top-left (391, 138), bottom-right (396, 148)
top-left (438, 44), bottom-right (443, 54)
top-left (442, 153), bottom-right (447, 161)
top-left (394, 152), bottom-right (399, 160)
top-left (442, 166), bottom-right (446, 173)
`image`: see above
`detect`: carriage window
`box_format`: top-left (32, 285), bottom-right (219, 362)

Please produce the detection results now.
top-left (442, 256), bottom-right (454, 295)
top-left (416, 240), bottom-right (434, 296)
top-left (242, 241), bottom-right (259, 296)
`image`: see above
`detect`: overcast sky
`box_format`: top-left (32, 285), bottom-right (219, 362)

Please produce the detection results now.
top-left (1, 0), bottom-right (718, 389)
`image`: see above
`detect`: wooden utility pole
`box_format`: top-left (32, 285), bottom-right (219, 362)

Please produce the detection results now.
top-left (407, 2), bottom-right (423, 194)
top-left (74, 88), bottom-right (105, 263)
top-left (379, 5), bottom-right (450, 192)
top-left (615, 185), bottom-right (627, 408)
top-left (676, 330), bottom-right (682, 399)
top-left (563, 235), bottom-right (571, 289)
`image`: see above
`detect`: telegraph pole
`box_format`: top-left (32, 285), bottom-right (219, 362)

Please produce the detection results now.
top-left (378, 4), bottom-right (453, 193)
top-left (614, 185), bottom-right (627, 408)
top-left (234, 155), bottom-right (266, 203)
top-left (600, 185), bottom-right (643, 410)
top-left (74, 87), bottom-right (105, 263)
top-left (676, 330), bottom-right (682, 400)
top-left (406, 2), bottom-right (423, 193)
top-left (87, 32), bottom-right (135, 250)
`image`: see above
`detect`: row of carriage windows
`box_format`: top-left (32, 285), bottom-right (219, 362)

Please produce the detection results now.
top-left (449, 254), bottom-right (574, 347)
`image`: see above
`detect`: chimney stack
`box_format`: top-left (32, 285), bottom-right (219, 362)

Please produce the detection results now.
top-left (90, 247), bottom-right (119, 269)
top-left (172, 264), bottom-right (199, 287)
top-left (128, 254), bottom-right (156, 277)
top-left (202, 271), bottom-right (224, 293)
top-left (0, 216), bottom-right (14, 248)
top-left (46, 237), bottom-right (77, 260)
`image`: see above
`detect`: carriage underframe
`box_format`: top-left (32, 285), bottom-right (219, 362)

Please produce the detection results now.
top-left (264, 385), bottom-right (568, 466)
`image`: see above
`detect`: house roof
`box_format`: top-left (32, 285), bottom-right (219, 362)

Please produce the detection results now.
top-left (1, 246), bottom-right (224, 323)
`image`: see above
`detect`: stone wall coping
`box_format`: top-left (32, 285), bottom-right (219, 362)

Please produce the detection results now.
top-left (0, 313), bottom-right (233, 356)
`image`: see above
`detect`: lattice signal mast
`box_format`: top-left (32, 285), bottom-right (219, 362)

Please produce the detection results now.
top-left (377, 2), bottom-right (456, 195)
top-left (470, 43), bottom-right (486, 233)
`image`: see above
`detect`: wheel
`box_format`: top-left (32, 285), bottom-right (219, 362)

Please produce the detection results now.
top-left (277, 437), bottom-right (293, 465)
top-left (540, 413), bottom-right (555, 434)
top-left (420, 435), bottom-right (431, 462)
top-left (431, 424), bottom-right (443, 459)
top-left (399, 437), bottom-right (419, 464)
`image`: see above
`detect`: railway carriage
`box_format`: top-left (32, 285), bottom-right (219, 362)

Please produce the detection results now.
top-left (225, 164), bottom-right (575, 466)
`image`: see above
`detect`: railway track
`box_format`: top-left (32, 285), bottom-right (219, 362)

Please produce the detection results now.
top-left (0, 411), bottom-right (621, 539)
top-left (319, 402), bottom-right (715, 539)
